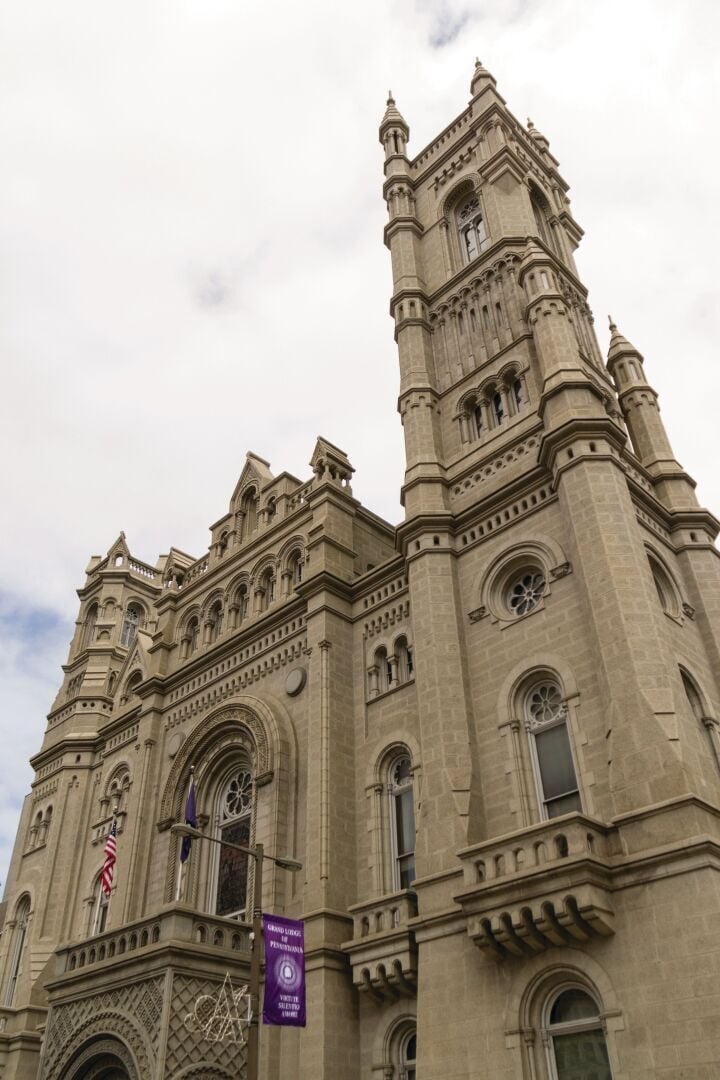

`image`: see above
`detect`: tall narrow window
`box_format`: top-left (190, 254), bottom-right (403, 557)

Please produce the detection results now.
top-left (90, 875), bottom-right (109, 936)
top-left (401, 1031), bottom-right (417, 1080)
top-left (289, 552), bottom-right (303, 586)
top-left (209, 602), bottom-right (223, 642)
top-left (545, 987), bottom-right (612, 1080)
top-left (82, 603), bottom-right (98, 649)
top-left (526, 681), bottom-right (581, 819)
top-left (456, 195), bottom-right (488, 264)
top-left (4, 897), bottom-right (30, 1007)
top-left (214, 768), bottom-right (254, 920)
top-left (374, 647), bottom-right (390, 693)
top-left (513, 378), bottom-right (525, 410)
top-left (493, 391), bottom-right (504, 425)
top-left (240, 488), bottom-right (258, 539)
top-left (396, 637), bottom-right (413, 684)
top-left (237, 585), bottom-right (249, 621)
top-left (189, 617), bottom-right (200, 653)
top-left (120, 604), bottom-right (141, 647)
top-left (389, 756), bottom-right (415, 890)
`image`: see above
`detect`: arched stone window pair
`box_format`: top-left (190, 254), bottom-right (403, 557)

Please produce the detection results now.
top-left (462, 373), bottom-right (528, 443)
top-left (369, 636), bottom-right (413, 697)
top-left (27, 805), bottom-right (52, 850)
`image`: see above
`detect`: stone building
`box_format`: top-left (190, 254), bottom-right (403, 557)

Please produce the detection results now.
top-left (2, 59), bottom-right (720, 1080)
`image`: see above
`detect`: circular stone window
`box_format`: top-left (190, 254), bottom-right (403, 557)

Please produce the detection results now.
top-left (507, 567), bottom-right (546, 617)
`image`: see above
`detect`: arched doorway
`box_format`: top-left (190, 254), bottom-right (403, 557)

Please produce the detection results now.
top-left (59, 1037), bottom-right (137, 1080)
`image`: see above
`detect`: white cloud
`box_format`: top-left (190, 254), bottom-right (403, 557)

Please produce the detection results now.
top-left (1, 0), bottom-right (718, 881)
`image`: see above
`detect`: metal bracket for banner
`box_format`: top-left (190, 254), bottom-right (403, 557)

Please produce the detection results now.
top-left (184, 972), bottom-right (252, 1044)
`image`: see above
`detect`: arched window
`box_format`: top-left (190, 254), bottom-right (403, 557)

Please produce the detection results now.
top-left (40, 805), bottom-right (53, 845)
top-left (389, 756), bottom-right (415, 890)
top-left (374, 646), bottom-right (391, 694)
top-left (525, 680), bottom-right (581, 819)
top-left (395, 637), bottom-right (414, 684)
top-left (82, 603), bottom-right (98, 649)
top-left (120, 604), bottom-right (142, 647)
top-left (648, 555), bottom-right (677, 616)
top-left (213, 768), bottom-right (254, 920)
top-left (493, 390), bottom-right (505, 425)
top-left (237, 585), bottom-right (249, 622)
top-left (240, 488), bottom-right (258, 539)
top-left (288, 550), bottom-right (303, 587)
top-left (512, 378), bottom-right (525, 411)
top-left (4, 896), bottom-right (30, 1007)
top-left (120, 670), bottom-right (143, 705)
top-left (183, 616), bottom-right (200, 657)
top-left (544, 986), bottom-right (612, 1079)
top-left (260, 568), bottom-right (276, 610)
top-left (89, 874), bottom-right (110, 936)
top-left (530, 186), bottom-right (557, 255)
top-left (401, 1030), bottom-right (417, 1080)
top-left (456, 194), bottom-right (488, 264)
top-left (209, 601), bottom-right (224, 643)
top-left (108, 671), bottom-right (117, 695)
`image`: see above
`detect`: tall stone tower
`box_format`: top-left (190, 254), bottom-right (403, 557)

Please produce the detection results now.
top-left (1, 58), bottom-right (720, 1080)
top-left (378, 60), bottom-right (720, 1077)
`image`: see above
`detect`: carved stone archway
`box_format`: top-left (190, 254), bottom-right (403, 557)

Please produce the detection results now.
top-left (58, 1036), bottom-right (137, 1080)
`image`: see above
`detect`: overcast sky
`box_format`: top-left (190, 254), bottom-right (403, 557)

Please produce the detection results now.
top-left (1, 0), bottom-right (718, 887)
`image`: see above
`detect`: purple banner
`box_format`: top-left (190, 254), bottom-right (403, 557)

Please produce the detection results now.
top-left (262, 914), bottom-right (306, 1027)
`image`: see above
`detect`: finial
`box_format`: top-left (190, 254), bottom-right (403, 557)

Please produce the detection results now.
top-left (189, 764), bottom-right (195, 775)
top-left (527, 117), bottom-right (534, 130)
top-left (608, 315), bottom-right (617, 332)
top-left (387, 90), bottom-right (394, 104)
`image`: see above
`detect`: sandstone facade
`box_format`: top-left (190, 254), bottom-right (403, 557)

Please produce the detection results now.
top-left (2, 60), bottom-right (720, 1080)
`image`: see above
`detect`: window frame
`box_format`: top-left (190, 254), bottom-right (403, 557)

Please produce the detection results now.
top-left (455, 193), bottom-right (489, 265)
top-left (209, 765), bottom-right (256, 922)
top-left (4, 897), bottom-right (30, 1007)
top-left (525, 680), bottom-right (582, 820)
top-left (388, 755), bottom-right (416, 892)
top-left (543, 983), bottom-right (613, 1080)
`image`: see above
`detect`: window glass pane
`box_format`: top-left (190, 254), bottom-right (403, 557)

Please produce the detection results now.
top-left (216, 818), bottom-right (250, 917)
top-left (395, 788), bottom-right (415, 858)
top-left (551, 989), bottom-right (599, 1024)
top-left (476, 216), bottom-right (487, 248)
top-left (464, 226), bottom-right (478, 260)
top-left (552, 1029), bottom-right (611, 1080)
top-left (547, 791), bottom-right (582, 818)
top-left (398, 853), bottom-right (415, 890)
top-left (535, 724), bottom-right (577, 801)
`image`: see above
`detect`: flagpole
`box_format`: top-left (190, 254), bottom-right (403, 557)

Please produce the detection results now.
top-left (105, 813), bottom-right (117, 926)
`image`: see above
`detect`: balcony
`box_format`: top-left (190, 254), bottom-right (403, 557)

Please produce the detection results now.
top-left (455, 814), bottom-right (616, 961)
top-left (53, 903), bottom-right (251, 981)
top-left (343, 891), bottom-right (417, 1001)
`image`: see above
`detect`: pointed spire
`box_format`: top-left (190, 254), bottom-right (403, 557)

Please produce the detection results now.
top-left (470, 57), bottom-right (496, 98)
top-left (379, 91), bottom-right (409, 137)
top-left (607, 315), bottom-right (644, 368)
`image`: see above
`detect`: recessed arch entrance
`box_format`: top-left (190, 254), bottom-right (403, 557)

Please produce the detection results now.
top-left (58, 1036), bottom-right (138, 1080)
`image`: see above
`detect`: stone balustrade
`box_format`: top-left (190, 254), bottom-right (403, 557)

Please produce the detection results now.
top-left (343, 891), bottom-right (418, 1001)
top-left (455, 813), bottom-right (616, 962)
top-left (60, 904), bottom-right (251, 976)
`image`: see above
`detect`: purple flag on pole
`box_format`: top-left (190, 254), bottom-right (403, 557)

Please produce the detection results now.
top-left (262, 915), bottom-right (306, 1027)
top-left (180, 774), bottom-right (196, 863)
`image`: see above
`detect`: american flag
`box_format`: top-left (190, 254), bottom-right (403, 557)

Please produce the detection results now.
top-left (101, 818), bottom-right (117, 896)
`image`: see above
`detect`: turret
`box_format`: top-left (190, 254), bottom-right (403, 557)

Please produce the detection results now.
top-left (606, 317), bottom-right (697, 508)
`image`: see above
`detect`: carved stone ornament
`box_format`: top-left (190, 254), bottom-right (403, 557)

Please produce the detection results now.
top-left (468, 606), bottom-right (488, 623)
top-left (550, 561), bottom-right (572, 579)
